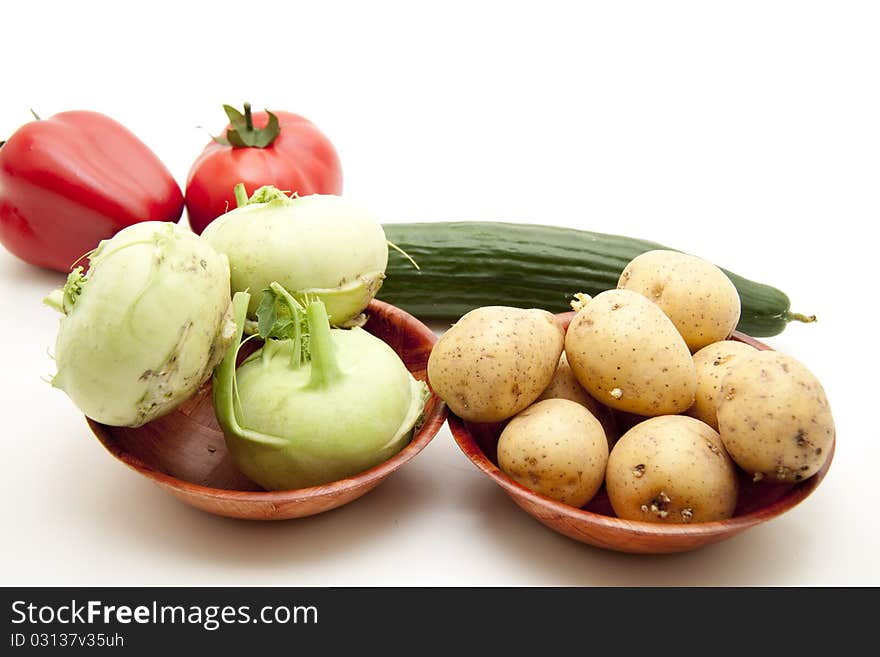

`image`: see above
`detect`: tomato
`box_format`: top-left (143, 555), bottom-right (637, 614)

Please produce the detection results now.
top-left (0, 111), bottom-right (184, 272)
top-left (185, 103), bottom-right (342, 234)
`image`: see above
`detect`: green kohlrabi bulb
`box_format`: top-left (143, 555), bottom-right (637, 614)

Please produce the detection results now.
top-left (202, 185), bottom-right (388, 327)
top-left (45, 222), bottom-right (235, 427)
top-left (213, 287), bottom-right (429, 491)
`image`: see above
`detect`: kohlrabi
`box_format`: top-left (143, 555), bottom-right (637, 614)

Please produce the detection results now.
top-left (214, 286), bottom-right (429, 490)
top-left (202, 185), bottom-right (388, 327)
top-left (44, 221), bottom-right (235, 427)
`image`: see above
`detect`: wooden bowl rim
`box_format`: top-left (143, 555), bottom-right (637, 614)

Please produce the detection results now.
top-left (88, 299), bottom-right (448, 503)
top-left (448, 322), bottom-right (835, 539)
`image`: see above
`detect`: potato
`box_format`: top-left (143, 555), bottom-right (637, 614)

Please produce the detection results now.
top-left (535, 352), bottom-right (619, 448)
top-left (535, 352), bottom-right (594, 408)
top-left (427, 306), bottom-right (564, 422)
top-left (565, 289), bottom-right (697, 416)
top-left (716, 351), bottom-right (834, 483)
top-left (688, 340), bottom-right (758, 429)
top-left (606, 415), bottom-right (739, 523)
top-left (498, 399), bottom-right (608, 507)
top-left (618, 249), bottom-right (741, 352)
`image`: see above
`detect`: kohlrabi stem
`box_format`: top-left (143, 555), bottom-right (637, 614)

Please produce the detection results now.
top-left (269, 282), bottom-right (305, 368)
top-left (234, 183), bottom-right (249, 208)
top-left (43, 289), bottom-right (64, 313)
top-left (213, 291), bottom-right (287, 448)
top-left (387, 240), bottom-right (420, 270)
top-left (215, 292), bottom-right (249, 423)
top-left (306, 300), bottom-right (342, 388)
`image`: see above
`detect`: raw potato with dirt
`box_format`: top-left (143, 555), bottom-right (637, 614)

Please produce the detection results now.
top-left (716, 351), bottom-right (834, 483)
top-left (564, 289), bottom-right (697, 416)
top-left (497, 398), bottom-right (608, 507)
top-left (617, 250), bottom-right (741, 352)
top-left (605, 415), bottom-right (739, 523)
top-left (427, 306), bottom-right (564, 422)
top-left (688, 340), bottom-right (758, 430)
top-left (535, 353), bottom-right (618, 448)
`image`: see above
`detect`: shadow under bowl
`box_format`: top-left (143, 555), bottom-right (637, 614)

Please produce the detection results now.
top-left (449, 312), bottom-right (834, 554)
top-left (88, 299), bottom-right (448, 521)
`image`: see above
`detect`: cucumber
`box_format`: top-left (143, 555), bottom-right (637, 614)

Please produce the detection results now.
top-left (379, 221), bottom-right (815, 337)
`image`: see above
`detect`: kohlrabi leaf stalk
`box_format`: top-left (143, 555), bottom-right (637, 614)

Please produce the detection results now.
top-left (213, 292), bottom-right (288, 449)
top-left (213, 284), bottom-right (429, 491)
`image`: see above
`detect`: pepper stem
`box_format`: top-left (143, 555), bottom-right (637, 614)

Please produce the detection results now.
top-left (306, 300), bottom-right (342, 388)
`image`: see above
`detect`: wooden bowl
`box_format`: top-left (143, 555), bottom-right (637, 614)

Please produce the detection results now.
top-left (88, 300), bottom-right (448, 520)
top-left (449, 312), bottom-right (834, 554)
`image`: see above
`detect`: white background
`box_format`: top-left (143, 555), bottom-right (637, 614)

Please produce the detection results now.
top-left (1, 0), bottom-right (878, 586)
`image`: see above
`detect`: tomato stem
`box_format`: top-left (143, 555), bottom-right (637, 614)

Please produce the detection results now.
top-left (218, 103), bottom-right (280, 149)
top-left (243, 102), bottom-right (253, 132)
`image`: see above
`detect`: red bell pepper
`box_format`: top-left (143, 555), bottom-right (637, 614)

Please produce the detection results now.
top-left (0, 110), bottom-right (184, 272)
